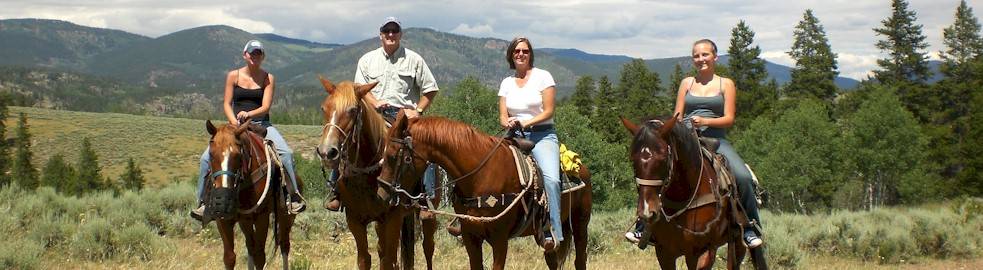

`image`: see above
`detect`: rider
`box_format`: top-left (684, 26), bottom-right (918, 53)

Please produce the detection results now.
top-left (191, 39), bottom-right (306, 220)
top-left (625, 38), bottom-right (763, 248)
top-left (498, 37), bottom-right (564, 252)
top-left (323, 16), bottom-right (440, 213)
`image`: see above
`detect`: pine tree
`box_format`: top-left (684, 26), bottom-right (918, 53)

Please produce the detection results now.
top-left (874, 0), bottom-right (932, 84)
top-left (119, 158), bottom-right (145, 191)
top-left (0, 95), bottom-right (9, 187)
top-left (727, 20), bottom-right (776, 122)
top-left (571, 76), bottom-right (596, 117)
top-left (41, 154), bottom-right (76, 193)
top-left (618, 59), bottom-right (664, 120)
top-left (76, 137), bottom-right (103, 194)
top-left (590, 76), bottom-right (624, 143)
top-left (12, 112), bottom-right (38, 189)
top-left (786, 10), bottom-right (839, 103)
top-left (668, 62), bottom-right (687, 93)
top-left (941, 0), bottom-right (983, 78)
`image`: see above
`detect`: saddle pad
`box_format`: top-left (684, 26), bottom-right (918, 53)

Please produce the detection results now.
top-left (508, 145), bottom-right (540, 188)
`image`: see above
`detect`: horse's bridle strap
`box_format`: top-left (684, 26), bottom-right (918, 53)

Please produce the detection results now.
top-left (636, 178), bottom-right (664, 186)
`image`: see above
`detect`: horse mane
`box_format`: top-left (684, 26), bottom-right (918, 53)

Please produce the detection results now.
top-left (408, 117), bottom-right (500, 153)
top-left (636, 116), bottom-right (702, 167)
top-left (329, 81), bottom-right (387, 145)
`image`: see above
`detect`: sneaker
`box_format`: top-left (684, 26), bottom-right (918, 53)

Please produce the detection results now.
top-left (744, 230), bottom-right (763, 248)
top-left (624, 231), bottom-right (642, 244)
top-left (190, 204), bottom-right (205, 221)
top-left (323, 198), bottom-right (342, 211)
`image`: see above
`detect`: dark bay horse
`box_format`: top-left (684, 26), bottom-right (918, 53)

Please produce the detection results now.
top-left (621, 115), bottom-right (766, 270)
top-left (378, 114), bottom-right (592, 270)
top-left (203, 120), bottom-right (297, 270)
top-left (314, 78), bottom-right (438, 270)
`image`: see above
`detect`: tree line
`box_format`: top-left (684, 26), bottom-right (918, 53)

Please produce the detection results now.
top-left (428, 0), bottom-right (983, 212)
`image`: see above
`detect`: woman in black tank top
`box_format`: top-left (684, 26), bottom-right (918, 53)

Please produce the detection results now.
top-left (191, 40), bottom-right (306, 220)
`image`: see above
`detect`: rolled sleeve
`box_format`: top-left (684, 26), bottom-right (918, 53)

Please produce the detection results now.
top-left (417, 60), bottom-right (439, 94)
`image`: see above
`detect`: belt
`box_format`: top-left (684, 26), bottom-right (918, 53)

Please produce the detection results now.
top-left (526, 124), bottom-right (555, 132)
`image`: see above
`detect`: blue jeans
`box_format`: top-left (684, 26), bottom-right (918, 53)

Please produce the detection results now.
top-left (197, 121), bottom-right (299, 201)
top-left (521, 128), bottom-right (563, 243)
top-left (716, 139), bottom-right (761, 234)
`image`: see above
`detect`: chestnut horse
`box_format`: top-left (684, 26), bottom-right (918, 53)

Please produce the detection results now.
top-left (621, 115), bottom-right (766, 270)
top-left (378, 114), bottom-right (592, 270)
top-left (202, 120), bottom-right (297, 270)
top-left (314, 78), bottom-right (438, 270)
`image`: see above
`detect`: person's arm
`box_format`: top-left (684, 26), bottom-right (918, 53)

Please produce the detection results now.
top-left (518, 86), bottom-right (555, 128)
top-left (499, 96), bottom-right (514, 128)
top-left (697, 77), bottom-right (736, 128)
top-left (406, 58), bottom-right (439, 118)
top-left (223, 70), bottom-right (238, 126)
top-left (673, 77), bottom-right (692, 121)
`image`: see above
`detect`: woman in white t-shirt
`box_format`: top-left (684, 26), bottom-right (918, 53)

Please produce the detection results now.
top-left (497, 37), bottom-right (562, 252)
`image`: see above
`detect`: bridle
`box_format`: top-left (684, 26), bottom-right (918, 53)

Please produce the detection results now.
top-left (318, 102), bottom-right (386, 178)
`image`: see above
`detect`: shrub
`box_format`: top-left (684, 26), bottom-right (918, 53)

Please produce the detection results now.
top-left (70, 216), bottom-right (114, 260)
top-left (115, 222), bottom-right (170, 261)
top-left (0, 238), bottom-right (42, 270)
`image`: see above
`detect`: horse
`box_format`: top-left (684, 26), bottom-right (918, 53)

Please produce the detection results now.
top-left (202, 120), bottom-right (298, 270)
top-left (314, 77), bottom-right (439, 270)
top-left (378, 114), bottom-right (593, 270)
top-left (620, 115), bottom-right (767, 270)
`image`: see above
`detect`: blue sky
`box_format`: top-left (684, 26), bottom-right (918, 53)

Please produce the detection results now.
top-left (3, 0), bottom-right (980, 80)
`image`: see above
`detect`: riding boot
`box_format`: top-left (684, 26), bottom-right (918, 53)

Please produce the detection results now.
top-left (446, 218), bottom-right (462, 237)
top-left (324, 169), bottom-right (343, 211)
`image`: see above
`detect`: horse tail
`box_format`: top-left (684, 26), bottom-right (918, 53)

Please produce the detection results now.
top-left (399, 211), bottom-right (416, 269)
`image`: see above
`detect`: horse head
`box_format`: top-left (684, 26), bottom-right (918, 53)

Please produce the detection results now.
top-left (204, 120), bottom-right (251, 221)
top-left (622, 114), bottom-right (678, 222)
top-left (316, 76), bottom-right (379, 169)
top-left (377, 112), bottom-right (430, 193)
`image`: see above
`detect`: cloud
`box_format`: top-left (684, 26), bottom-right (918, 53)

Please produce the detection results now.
top-left (451, 23), bottom-right (497, 37)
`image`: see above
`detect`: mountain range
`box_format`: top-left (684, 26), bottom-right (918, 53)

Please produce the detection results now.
top-left (1, 18), bottom-right (866, 113)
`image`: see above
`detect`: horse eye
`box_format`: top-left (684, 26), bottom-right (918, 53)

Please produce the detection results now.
top-left (347, 107), bottom-right (358, 114)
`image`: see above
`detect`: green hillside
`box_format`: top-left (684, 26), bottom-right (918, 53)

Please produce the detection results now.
top-left (3, 106), bottom-right (322, 187)
top-left (0, 19), bottom-right (150, 69)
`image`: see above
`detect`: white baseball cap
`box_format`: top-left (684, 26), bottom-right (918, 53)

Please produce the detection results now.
top-left (380, 16), bottom-right (401, 31)
top-left (243, 40), bottom-right (264, 54)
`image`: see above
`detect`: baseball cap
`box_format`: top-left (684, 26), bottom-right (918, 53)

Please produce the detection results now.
top-left (380, 16), bottom-right (401, 32)
top-left (243, 40), bottom-right (264, 54)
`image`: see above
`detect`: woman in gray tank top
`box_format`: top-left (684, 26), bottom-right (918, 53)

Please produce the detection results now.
top-left (625, 39), bottom-right (764, 249)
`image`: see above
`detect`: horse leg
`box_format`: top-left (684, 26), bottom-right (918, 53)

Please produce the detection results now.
top-left (489, 236), bottom-right (510, 270)
top-left (544, 222), bottom-right (572, 270)
top-left (279, 212), bottom-right (295, 270)
top-left (726, 241), bottom-right (740, 270)
top-left (421, 215), bottom-right (437, 270)
top-left (376, 215), bottom-right (403, 270)
top-left (656, 251), bottom-right (677, 270)
top-left (749, 246), bottom-right (768, 270)
top-left (254, 214), bottom-right (271, 270)
top-left (238, 220), bottom-right (264, 270)
top-left (461, 234), bottom-right (484, 270)
top-left (571, 202), bottom-right (590, 270)
top-left (218, 220), bottom-right (238, 270)
top-left (347, 215), bottom-right (372, 270)
top-left (696, 249), bottom-right (716, 270)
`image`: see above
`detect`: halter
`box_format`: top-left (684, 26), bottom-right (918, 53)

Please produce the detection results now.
top-left (210, 138), bottom-right (252, 189)
top-left (318, 101), bottom-right (386, 178)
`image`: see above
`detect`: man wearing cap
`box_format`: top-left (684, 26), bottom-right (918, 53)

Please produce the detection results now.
top-left (323, 17), bottom-right (440, 214)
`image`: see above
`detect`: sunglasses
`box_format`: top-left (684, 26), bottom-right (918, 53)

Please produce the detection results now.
top-left (514, 49), bottom-right (531, 55)
top-left (381, 28), bottom-right (401, 34)
top-left (248, 50), bottom-right (264, 56)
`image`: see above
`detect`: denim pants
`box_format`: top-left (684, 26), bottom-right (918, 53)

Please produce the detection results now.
top-left (716, 139), bottom-right (761, 233)
top-left (197, 121), bottom-right (299, 201)
top-left (522, 128), bottom-right (563, 243)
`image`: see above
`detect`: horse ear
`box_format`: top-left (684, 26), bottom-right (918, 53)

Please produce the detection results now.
top-left (659, 113), bottom-right (679, 137)
top-left (393, 110), bottom-right (410, 137)
top-left (318, 75), bottom-right (336, 95)
top-left (355, 81), bottom-right (379, 98)
top-left (206, 120), bottom-right (217, 136)
top-left (620, 116), bottom-right (639, 135)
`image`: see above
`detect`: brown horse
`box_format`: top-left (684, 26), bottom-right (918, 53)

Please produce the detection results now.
top-left (621, 115), bottom-right (766, 270)
top-left (314, 78), bottom-right (438, 270)
top-left (202, 120), bottom-right (298, 270)
top-left (378, 114), bottom-right (593, 270)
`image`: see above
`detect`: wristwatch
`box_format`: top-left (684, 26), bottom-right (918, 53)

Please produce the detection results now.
top-left (416, 107), bottom-right (425, 114)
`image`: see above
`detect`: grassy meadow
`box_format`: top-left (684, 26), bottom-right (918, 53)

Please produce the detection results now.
top-left (2, 107), bottom-right (982, 269)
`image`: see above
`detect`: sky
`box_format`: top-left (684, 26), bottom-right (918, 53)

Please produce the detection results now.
top-left (3, 0), bottom-right (980, 80)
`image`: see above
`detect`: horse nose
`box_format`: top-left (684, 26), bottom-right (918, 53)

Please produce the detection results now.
top-left (317, 145), bottom-right (340, 160)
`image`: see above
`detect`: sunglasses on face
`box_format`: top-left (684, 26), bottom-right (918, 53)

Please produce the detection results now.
top-left (381, 28), bottom-right (401, 34)
top-left (248, 50), bottom-right (264, 56)
top-left (514, 49), bottom-right (531, 55)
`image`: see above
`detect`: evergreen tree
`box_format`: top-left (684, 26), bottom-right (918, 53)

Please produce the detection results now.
top-left (590, 76), bottom-right (624, 143)
top-left (618, 59), bottom-right (665, 120)
top-left (668, 62), bottom-right (687, 93)
top-left (571, 76), bottom-right (596, 117)
top-left (119, 158), bottom-right (145, 191)
top-left (76, 137), bottom-right (103, 194)
top-left (786, 10), bottom-right (839, 103)
top-left (941, 0), bottom-right (983, 78)
top-left (41, 154), bottom-right (76, 193)
top-left (960, 84), bottom-right (983, 196)
top-left (429, 77), bottom-right (500, 134)
top-left (727, 20), bottom-right (776, 124)
top-left (0, 95), bottom-right (9, 187)
top-left (12, 112), bottom-right (38, 189)
top-left (874, 0), bottom-right (932, 84)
